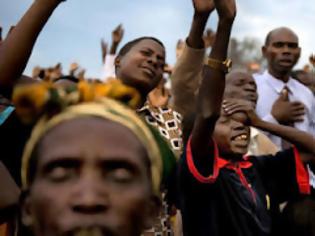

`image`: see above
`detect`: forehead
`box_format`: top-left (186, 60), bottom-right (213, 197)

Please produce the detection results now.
top-left (36, 117), bottom-right (148, 167)
top-left (268, 29), bottom-right (299, 44)
top-left (229, 72), bottom-right (253, 84)
top-left (131, 39), bottom-right (165, 56)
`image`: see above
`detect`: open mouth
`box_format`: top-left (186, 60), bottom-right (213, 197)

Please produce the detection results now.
top-left (231, 133), bottom-right (249, 147)
top-left (234, 134), bottom-right (248, 141)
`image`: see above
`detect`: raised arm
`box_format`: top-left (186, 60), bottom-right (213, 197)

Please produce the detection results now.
top-left (190, 0), bottom-right (236, 157)
top-left (0, 0), bottom-right (64, 98)
top-left (171, 0), bottom-right (214, 117)
top-left (109, 24), bottom-right (124, 55)
top-left (224, 99), bottom-right (315, 162)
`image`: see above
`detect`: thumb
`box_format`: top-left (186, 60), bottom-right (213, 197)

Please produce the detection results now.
top-left (280, 88), bottom-right (289, 101)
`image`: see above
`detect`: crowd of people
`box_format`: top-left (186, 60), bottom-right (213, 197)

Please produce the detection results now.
top-left (0, 0), bottom-right (315, 236)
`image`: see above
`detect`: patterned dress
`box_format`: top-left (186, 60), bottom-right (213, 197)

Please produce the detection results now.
top-left (138, 102), bottom-right (183, 236)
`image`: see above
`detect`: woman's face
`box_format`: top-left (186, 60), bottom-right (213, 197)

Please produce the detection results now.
top-left (23, 117), bottom-right (156, 236)
top-left (116, 39), bottom-right (166, 96)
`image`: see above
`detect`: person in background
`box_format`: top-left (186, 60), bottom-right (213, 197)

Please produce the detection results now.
top-left (0, 0), bottom-right (181, 235)
top-left (101, 24), bottom-right (124, 81)
top-left (253, 27), bottom-right (315, 149)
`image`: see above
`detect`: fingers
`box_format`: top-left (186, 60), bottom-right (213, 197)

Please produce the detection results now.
top-left (291, 101), bottom-right (305, 109)
top-left (290, 116), bottom-right (304, 123)
top-left (222, 101), bottom-right (246, 115)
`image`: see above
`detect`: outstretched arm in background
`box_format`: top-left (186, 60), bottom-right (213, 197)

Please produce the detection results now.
top-left (171, 0), bottom-right (215, 118)
top-left (101, 24), bottom-right (124, 80)
top-left (0, 0), bottom-right (64, 98)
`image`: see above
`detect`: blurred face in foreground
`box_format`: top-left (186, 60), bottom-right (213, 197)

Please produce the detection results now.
top-left (22, 117), bottom-right (156, 236)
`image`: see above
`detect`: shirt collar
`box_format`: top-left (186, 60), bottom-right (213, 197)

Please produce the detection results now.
top-left (264, 70), bottom-right (295, 94)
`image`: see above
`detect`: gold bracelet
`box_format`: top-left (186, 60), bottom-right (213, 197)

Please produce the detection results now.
top-left (206, 58), bottom-right (232, 73)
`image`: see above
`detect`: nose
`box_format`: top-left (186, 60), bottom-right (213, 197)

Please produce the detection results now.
top-left (71, 173), bottom-right (109, 214)
top-left (147, 55), bottom-right (158, 68)
top-left (282, 44), bottom-right (293, 55)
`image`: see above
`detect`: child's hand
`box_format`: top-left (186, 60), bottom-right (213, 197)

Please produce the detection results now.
top-left (222, 98), bottom-right (260, 126)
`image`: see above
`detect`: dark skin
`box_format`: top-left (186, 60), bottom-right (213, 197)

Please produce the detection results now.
top-left (223, 99), bottom-right (315, 163)
top-left (22, 117), bottom-right (157, 236)
top-left (262, 27), bottom-right (305, 125)
top-left (263, 27), bottom-right (301, 83)
top-left (190, 0), bottom-right (236, 159)
top-left (0, 161), bottom-right (20, 224)
top-left (225, 71), bottom-right (258, 108)
top-left (271, 89), bottom-right (305, 125)
top-left (0, 1), bottom-right (164, 107)
top-left (187, 0), bottom-right (215, 49)
top-left (115, 39), bottom-right (166, 102)
top-left (110, 24), bottom-right (124, 55)
top-left (101, 24), bottom-right (124, 64)
top-left (0, 0), bottom-right (63, 98)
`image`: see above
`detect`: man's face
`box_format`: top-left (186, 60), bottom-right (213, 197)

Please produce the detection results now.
top-left (116, 39), bottom-right (166, 96)
top-left (225, 72), bottom-right (258, 109)
top-left (23, 117), bottom-right (155, 236)
top-left (213, 111), bottom-right (251, 156)
top-left (263, 29), bottom-right (301, 75)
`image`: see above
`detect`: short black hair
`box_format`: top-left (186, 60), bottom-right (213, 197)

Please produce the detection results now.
top-left (117, 37), bottom-right (165, 58)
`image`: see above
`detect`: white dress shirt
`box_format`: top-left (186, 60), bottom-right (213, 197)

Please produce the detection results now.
top-left (253, 70), bottom-right (315, 148)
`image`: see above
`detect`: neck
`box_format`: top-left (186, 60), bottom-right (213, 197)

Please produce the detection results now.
top-left (268, 67), bottom-right (291, 83)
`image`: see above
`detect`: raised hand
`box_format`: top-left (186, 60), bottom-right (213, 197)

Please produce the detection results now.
top-left (214, 0), bottom-right (236, 21)
top-left (192, 0), bottom-right (215, 14)
top-left (112, 24), bottom-right (124, 45)
top-left (271, 92), bottom-right (305, 125)
top-left (110, 24), bottom-right (124, 55)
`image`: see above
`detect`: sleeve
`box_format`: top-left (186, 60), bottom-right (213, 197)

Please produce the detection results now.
top-left (100, 54), bottom-right (116, 81)
top-left (185, 137), bottom-right (219, 184)
top-left (171, 41), bottom-right (206, 117)
top-left (252, 147), bottom-right (310, 203)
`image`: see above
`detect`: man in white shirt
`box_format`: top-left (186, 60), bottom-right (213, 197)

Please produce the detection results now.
top-left (253, 27), bottom-right (315, 149)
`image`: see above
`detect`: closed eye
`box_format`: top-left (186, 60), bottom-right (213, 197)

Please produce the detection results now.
top-left (43, 158), bottom-right (81, 182)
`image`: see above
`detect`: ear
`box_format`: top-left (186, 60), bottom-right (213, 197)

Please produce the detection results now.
top-left (20, 190), bottom-right (34, 228)
top-left (114, 57), bottom-right (121, 69)
top-left (143, 195), bottom-right (161, 229)
top-left (262, 46), bottom-right (267, 58)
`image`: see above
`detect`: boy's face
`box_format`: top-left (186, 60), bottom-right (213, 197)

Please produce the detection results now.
top-left (213, 111), bottom-right (250, 156)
